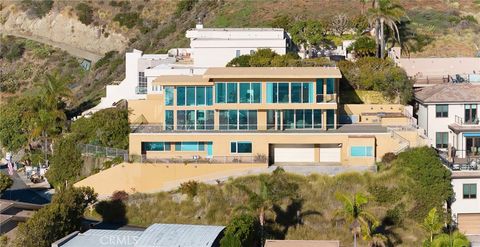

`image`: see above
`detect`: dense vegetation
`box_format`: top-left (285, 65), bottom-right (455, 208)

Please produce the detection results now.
top-left (13, 186), bottom-right (97, 247)
top-left (87, 147), bottom-right (453, 246)
top-left (338, 57), bottom-right (414, 104)
top-left (0, 173), bottom-right (13, 195)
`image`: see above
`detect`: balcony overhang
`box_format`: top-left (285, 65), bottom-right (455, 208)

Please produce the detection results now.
top-left (449, 123), bottom-right (480, 134)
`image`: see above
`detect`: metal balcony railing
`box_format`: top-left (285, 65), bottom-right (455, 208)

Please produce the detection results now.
top-left (454, 115), bottom-right (480, 125)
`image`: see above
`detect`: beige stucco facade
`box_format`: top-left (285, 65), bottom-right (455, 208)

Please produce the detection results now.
top-left (127, 67), bottom-right (424, 167)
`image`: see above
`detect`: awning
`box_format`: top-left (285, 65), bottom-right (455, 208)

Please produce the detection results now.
top-left (464, 133), bottom-right (480, 137)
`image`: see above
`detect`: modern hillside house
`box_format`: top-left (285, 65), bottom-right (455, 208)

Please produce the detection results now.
top-left (128, 67), bottom-right (422, 166)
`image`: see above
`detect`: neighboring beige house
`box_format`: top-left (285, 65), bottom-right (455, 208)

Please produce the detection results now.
top-left (128, 67), bottom-right (423, 167)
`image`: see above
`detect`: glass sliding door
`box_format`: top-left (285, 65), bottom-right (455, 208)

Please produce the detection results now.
top-left (206, 110), bottom-right (214, 130)
top-left (219, 110), bottom-right (228, 130)
top-left (177, 87), bottom-right (186, 106)
top-left (228, 110), bottom-right (238, 130)
top-left (216, 83), bottom-right (226, 103)
top-left (165, 110), bottom-right (173, 130)
top-left (239, 83), bottom-right (251, 103)
top-left (466, 137), bottom-right (480, 157)
top-left (316, 79), bottom-right (324, 102)
top-left (239, 110), bottom-right (248, 130)
top-left (248, 110), bottom-right (257, 130)
top-left (196, 87), bottom-right (206, 106)
top-left (196, 110), bottom-right (205, 130)
top-left (186, 110), bottom-right (195, 129)
top-left (295, 109), bottom-right (304, 128)
top-left (278, 83), bottom-right (289, 103)
top-left (177, 110), bottom-right (185, 130)
top-left (252, 83), bottom-right (261, 103)
top-left (314, 110), bottom-right (322, 128)
top-left (267, 110), bottom-right (276, 130)
top-left (326, 109), bottom-right (335, 129)
top-left (283, 110), bottom-right (295, 129)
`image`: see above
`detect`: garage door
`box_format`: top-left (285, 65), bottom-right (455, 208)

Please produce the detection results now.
top-left (458, 214), bottom-right (480, 235)
top-left (274, 144), bottom-right (315, 163)
top-left (319, 147), bottom-right (341, 163)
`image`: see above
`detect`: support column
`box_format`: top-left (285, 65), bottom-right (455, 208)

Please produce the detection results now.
top-left (323, 79), bottom-right (327, 103)
top-left (334, 111), bottom-right (337, 130)
top-left (214, 110), bottom-right (220, 130)
top-left (322, 110), bottom-right (327, 130)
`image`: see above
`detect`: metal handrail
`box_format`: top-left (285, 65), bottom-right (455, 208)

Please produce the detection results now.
top-left (316, 93), bottom-right (337, 103)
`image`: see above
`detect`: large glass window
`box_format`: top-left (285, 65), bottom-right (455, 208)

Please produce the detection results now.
top-left (326, 110), bottom-right (335, 129)
top-left (165, 87), bottom-right (174, 106)
top-left (177, 110), bottom-right (214, 130)
top-left (274, 110), bottom-right (322, 130)
top-left (231, 141), bottom-right (252, 153)
top-left (216, 83), bottom-right (226, 103)
top-left (435, 132), bottom-right (448, 149)
top-left (165, 110), bottom-right (173, 130)
top-left (436, 104), bottom-right (448, 118)
top-left (227, 83), bottom-right (238, 103)
top-left (278, 83), bottom-right (289, 103)
top-left (267, 82), bottom-right (312, 103)
top-left (326, 78), bottom-right (335, 94)
top-left (465, 104), bottom-right (478, 124)
top-left (142, 142), bottom-right (171, 152)
top-left (219, 110), bottom-right (257, 130)
top-left (177, 87), bottom-right (186, 106)
top-left (196, 87), bottom-right (206, 106)
top-left (463, 184), bottom-right (477, 199)
top-left (177, 110), bottom-right (185, 130)
top-left (175, 142), bottom-right (204, 152)
top-left (239, 83), bottom-right (261, 103)
top-left (316, 79), bottom-right (324, 102)
top-left (186, 87), bottom-right (196, 106)
top-left (206, 87), bottom-right (213, 105)
top-left (350, 146), bottom-right (373, 157)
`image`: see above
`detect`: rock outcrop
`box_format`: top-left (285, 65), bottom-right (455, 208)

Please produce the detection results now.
top-left (0, 5), bottom-right (128, 62)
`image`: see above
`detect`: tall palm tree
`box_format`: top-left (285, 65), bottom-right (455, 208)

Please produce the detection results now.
top-left (367, 0), bottom-right (406, 58)
top-left (431, 231), bottom-right (470, 247)
top-left (335, 192), bottom-right (379, 247)
top-left (33, 72), bottom-right (72, 164)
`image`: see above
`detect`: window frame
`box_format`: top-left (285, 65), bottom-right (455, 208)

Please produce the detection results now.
top-left (435, 104), bottom-right (448, 118)
top-left (230, 141), bottom-right (253, 154)
top-left (350, 146), bottom-right (374, 157)
top-left (463, 183), bottom-right (477, 199)
top-left (435, 132), bottom-right (448, 149)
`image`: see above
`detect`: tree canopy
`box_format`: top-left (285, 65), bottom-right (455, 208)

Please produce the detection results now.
top-left (45, 136), bottom-right (83, 187)
top-left (338, 57), bottom-right (413, 104)
top-left (14, 186), bottom-right (97, 247)
top-left (0, 173), bottom-right (13, 195)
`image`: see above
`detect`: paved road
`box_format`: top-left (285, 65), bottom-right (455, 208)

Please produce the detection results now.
top-left (0, 164), bottom-right (50, 205)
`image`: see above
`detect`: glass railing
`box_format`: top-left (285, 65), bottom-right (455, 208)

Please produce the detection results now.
top-left (139, 154), bottom-right (267, 164)
top-left (131, 124), bottom-right (328, 133)
top-left (316, 94), bottom-right (337, 103)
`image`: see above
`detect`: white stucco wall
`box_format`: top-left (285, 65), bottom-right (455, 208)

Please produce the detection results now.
top-left (192, 47), bottom-right (286, 67)
top-left (423, 103), bottom-right (464, 147)
top-left (451, 177), bottom-right (480, 217)
top-left (417, 103), bottom-right (428, 135)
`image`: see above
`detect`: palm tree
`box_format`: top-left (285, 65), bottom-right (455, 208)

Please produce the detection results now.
top-left (423, 208), bottom-right (443, 243)
top-left (32, 72), bottom-right (72, 164)
top-left (335, 192), bottom-right (379, 247)
top-left (431, 231), bottom-right (470, 247)
top-left (365, 226), bottom-right (388, 247)
top-left (367, 0), bottom-right (406, 58)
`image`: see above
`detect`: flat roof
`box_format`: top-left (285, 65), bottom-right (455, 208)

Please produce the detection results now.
top-left (204, 67), bottom-right (342, 79)
top-left (56, 230), bottom-right (143, 247)
top-left (265, 240), bottom-right (340, 247)
top-left (415, 83), bottom-right (480, 103)
top-left (152, 75), bottom-right (211, 85)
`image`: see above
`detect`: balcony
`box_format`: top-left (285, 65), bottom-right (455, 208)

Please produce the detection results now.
top-left (316, 94), bottom-right (337, 103)
top-left (449, 115), bottom-right (480, 133)
top-left (139, 154), bottom-right (266, 164)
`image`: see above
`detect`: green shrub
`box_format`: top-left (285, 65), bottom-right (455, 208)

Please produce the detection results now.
top-left (75, 3), bottom-right (93, 25)
top-left (21, 0), bottom-right (53, 18)
top-left (221, 214), bottom-right (260, 247)
top-left (156, 23), bottom-right (177, 39)
top-left (113, 12), bottom-right (141, 29)
top-left (368, 184), bottom-right (401, 205)
top-left (0, 173), bottom-right (13, 195)
top-left (0, 38), bottom-right (25, 62)
top-left (179, 180), bottom-right (199, 198)
top-left (175, 0), bottom-right (198, 17)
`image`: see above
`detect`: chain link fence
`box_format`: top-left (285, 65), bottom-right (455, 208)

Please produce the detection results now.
top-left (80, 144), bottom-right (128, 161)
